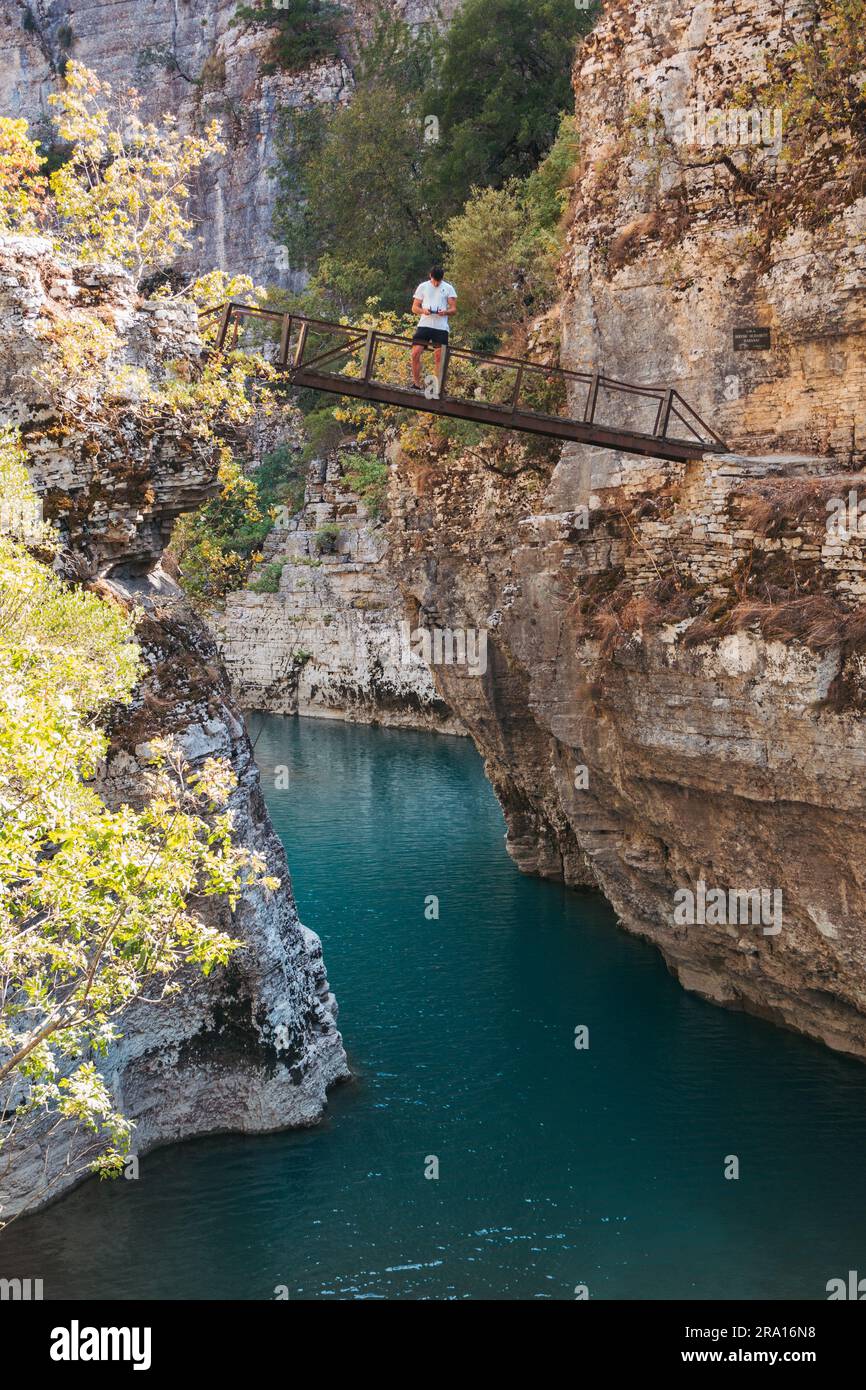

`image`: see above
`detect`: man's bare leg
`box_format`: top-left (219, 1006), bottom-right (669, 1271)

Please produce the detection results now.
top-left (411, 343), bottom-right (424, 387)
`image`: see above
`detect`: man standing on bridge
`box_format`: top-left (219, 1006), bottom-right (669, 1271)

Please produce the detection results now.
top-left (411, 266), bottom-right (457, 391)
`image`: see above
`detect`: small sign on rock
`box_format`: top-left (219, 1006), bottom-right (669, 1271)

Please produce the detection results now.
top-left (733, 327), bottom-right (772, 351)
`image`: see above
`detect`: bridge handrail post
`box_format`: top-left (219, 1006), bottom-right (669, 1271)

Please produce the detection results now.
top-left (361, 330), bottom-right (376, 382)
top-left (509, 365), bottom-right (524, 412)
top-left (584, 372), bottom-right (600, 423)
top-left (293, 321), bottom-right (309, 370)
top-left (216, 302), bottom-right (233, 353)
top-left (655, 388), bottom-right (674, 438)
top-left (437, 344), bottom-right (450, 400)
top-left (278, 314), bottom-right (293, 368)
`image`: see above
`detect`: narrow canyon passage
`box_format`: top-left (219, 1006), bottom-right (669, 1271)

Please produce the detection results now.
top-left (4, 718), bottom-right (866, 1300)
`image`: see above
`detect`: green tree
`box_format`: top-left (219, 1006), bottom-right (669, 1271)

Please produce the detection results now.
top-left (274, 1), bottom-right (593, 319)
top-left (277, 81), bottom-right (438, 309)
top-left (0, 434), bottom-right (276, 1215)
top-left (522, 112), bottom-right (580, 233)
top-left (443, 117), bottom-right (579, 345)
top-left (426, 0), bottom-right (591, 214)
top-left (443, 183), bottom-right (528, 345)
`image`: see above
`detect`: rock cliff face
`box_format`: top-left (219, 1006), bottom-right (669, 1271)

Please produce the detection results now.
top-left (387, 441), bottom-right (866, 1058)
top-left (210, 453), bottom-right (463, 732)
top-left (0, 234), bottom-right (347, 1217)
top-left (0, 0), bottom-right (451, 286)
top-left (554, 0), bottom-right (865, 507)
top-left (384, 0), bottom-right (866, 1059)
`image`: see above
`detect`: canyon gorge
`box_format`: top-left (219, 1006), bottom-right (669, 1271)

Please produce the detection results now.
top-left (2, 0), bottom-right (866, 1228)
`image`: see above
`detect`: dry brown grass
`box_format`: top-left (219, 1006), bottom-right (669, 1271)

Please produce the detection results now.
top-left (574, 470), bottom-right (866, 667)
top-left (608, 212), bottom-right (661, 272)
top-left (681, 595), bottom-right (866, 654)
top-left (732, 477), bottom-right (856, 538)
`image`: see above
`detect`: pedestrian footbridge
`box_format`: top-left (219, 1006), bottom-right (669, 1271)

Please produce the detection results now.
top-left (201, 302), bottom-right (728, 463)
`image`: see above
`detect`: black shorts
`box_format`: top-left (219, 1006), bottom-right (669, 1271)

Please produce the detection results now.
top-left (412, 326), bottom-right (449, 346)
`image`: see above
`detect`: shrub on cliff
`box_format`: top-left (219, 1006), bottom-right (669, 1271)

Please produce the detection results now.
top-left (314, 522), bottom-right (341, 554)
top-left (0, 431), bottom-right (280, 1221)
top-left (340, 453), bottom-right (388, 520)
top-left (170, 455), bottom-right (272, 604)
top-left (252, 442), bottom-right (309, 523)
top-left (170, 437), bottom-right (316, 604)
top-left (233, 0), bottom-right (345, 74)
top-left (249, 560), bottom-right (286, 593)
top-left (0, 61), bottom-right (224, 287)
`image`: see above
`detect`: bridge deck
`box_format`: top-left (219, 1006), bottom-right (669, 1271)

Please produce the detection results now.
top-left (201, 303), bottom-right (728, 463)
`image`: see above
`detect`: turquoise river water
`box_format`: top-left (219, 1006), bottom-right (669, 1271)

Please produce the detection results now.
top-left (3, 716), bottom-right (866, 1299)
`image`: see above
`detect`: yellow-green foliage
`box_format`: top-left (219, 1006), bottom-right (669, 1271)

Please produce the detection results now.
top-left (0, 70), bottom-right (288, 1212)
top-left (0, 69), bottom-right (272, 445)
top-left (170, 453), bottom-right (271, 603)
top-left (1, 62), bottom-right (224, 285)
top-left (47, 62), bottom-right (225, 283)
top-left (0, 117), bottom-right (47, 233)
top-left (0, 425), bottom-right (55, 551)
top-left (443, 184), bottom-right (529, 344)
top-left (0, 432), bottom-right (277, 1213)
top-left (757, 0), bottom-right (865, 149)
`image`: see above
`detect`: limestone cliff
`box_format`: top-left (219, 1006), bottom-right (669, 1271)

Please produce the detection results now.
top-left (384, 0), bottom-right (866, 1058)
top-left (554, 0), bottom-right (865, 506)
top-left (0, 0), bottom-right (451, 286)
top-left (210, 452), bottom-right (463, 732)
top-left (0, 235), bottom-right (347, 1218)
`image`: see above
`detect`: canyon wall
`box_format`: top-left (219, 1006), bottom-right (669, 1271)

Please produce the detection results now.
top-left (0, 0), bottom-right (450, 286)
top-left (0, 235), bottom-right (348, 1217)
top-left (554, 0), bottom-right (865, 505)
top-left (7, 0), bottom-right (866, 1079)
top-left (210, 453), bottom-right (463, 732)
top-left (385, 0), bottom-right (866, 1057)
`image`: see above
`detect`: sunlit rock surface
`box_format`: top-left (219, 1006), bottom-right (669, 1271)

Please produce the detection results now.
top-left (210, 454), bottom-right (463, 733)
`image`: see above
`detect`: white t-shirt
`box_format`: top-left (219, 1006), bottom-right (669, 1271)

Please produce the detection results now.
top-left (414, 280), bottom-right (457, 332)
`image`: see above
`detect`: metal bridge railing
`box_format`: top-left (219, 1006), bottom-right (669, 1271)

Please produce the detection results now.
top-left (199, 302), bottom-right (728, 455)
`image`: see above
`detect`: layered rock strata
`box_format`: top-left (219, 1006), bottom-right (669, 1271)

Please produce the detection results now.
top-left (210, 453), bottom-right (463, 732)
